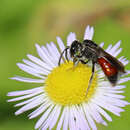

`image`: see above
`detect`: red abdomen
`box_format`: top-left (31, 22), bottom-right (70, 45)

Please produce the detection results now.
top-left (98, 57), bottom-right (117, 76)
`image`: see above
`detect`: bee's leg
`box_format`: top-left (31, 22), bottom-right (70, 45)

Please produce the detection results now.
top-left (58, 51), bottom-right (64, 66)
top-left (73, 57), bottom-right (79, 67)
top-left (80, 59), bottom-right (90, 64)
top-left (65, 48), bottom-right (69, 62)
top-left (86, 62), bottom-right (95, 96)
top-left (58, 47), bottom-right (69, 66)
top-left (67, 57), bottom-right (79, 71)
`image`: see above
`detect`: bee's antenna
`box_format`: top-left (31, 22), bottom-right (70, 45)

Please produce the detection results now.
top-left (58, 47), bottom-right (69, 66)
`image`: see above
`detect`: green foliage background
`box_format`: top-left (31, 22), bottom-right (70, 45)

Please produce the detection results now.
top-left (0, 0), bottom-right (130, 130)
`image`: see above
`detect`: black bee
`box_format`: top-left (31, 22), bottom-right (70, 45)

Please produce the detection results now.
top-left (58, 40), bottom-right (126, 94)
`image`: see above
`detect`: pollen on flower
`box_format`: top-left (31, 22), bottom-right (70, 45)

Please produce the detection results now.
top-left (44, 61), bottom-right (97, 106)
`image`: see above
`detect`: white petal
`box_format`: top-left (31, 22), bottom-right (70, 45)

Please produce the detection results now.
top-left (10, 76), bottom-right (44, 83)
top-left (15, 94), bottom-right (46, 107)
top-left (86, 103), bottom-right (107, 126)
top-left (57, 108), bottom-right (66, 130)
top-left (113, 48), bottom-right (122, 57)
top-left (57, 37), bottom-right (65, 51)
top-left (73, 106), bottom-right (90, 130)
top-left (49, 106), bottom-right (61, 129)
top-left (40, 106), bottom-right (60, 130)
top-left (113, 85), bottom-right (126, 89)
top-left (99, 88), bottom-right (124, 94)
top-left (98, 95), bottom-right (129, 107)
top-left (84, 25), bottom-right (90, 39)
top-left (50, 42), bottom-right (61, 63)
top-left (35, 44), bottom-right (55, 68)
top-left (49, 42), bottom-right (64, 64)
top-left (109, 41), bottom-right (121, 54)
top-left (67, 32), bottom-right (76, 46)
top-left (41, 44), bottom-right (51, 58)
top-left (27, 54), bottom-right (52, 70)
top-left (71, 106), bottom-right (80, 130)
top-left (82, 104), bottom-right (97, 130)
top-left (8, 89), bottom-right (43, 102)
top-left (50, 42), bottom-right (60, 58)
top-left (100, 85), bottom-right (126, 90)
top-left (29, 100), bottom-right (51, 119)
top-left (118, 56), bottom-right (124, 60)
top-left (119, 77), bottom-right (130, 84)
top-left (124, 70), bottom-right (130, 76)
top-left (99, 42), bottom-right (104, 47)
top-left (17, 63), bottom-right (44, 78)
top-left (35, 105), bottom-right (54, 129)
top-left (15, 95), bottom-right (44, 115)
top-left (103, 92), bottom-right (125, 99)
top-left (63, 106), bottom-right (69, 130)
top-left (46, 44), bottom-right (57, 58)
top-left (92, 103), bottom-right (112, 121)
top-left (89, 26), bottom-right (94, 40)
top-left (123, 60), bottom-right (129, 66)
top-left (84, 26), bottom-right (94, 40)
top-left (106, 44), bottom-right (112, 52)
top-left (68, 107), bottom-right (77, 130)
top-left (92, 98), bottom-right (123, 116)
top-left (23, 59), bottom-right (50, 75)
top-left (7, 87), bottom-right (43, 96)
top-left (56, 37), bottom-right (66, 60)
top-left (118, 57), bottom-right (129, 65)
top-left (46, 43), bottom-right (58, 65)
top-left (42, 43), bottom-right (61, 66)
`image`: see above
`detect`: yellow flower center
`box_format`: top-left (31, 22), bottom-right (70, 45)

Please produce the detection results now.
top-left (45, 62), bottom-right (97, 106)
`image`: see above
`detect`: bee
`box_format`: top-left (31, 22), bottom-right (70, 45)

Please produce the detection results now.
top-left (58, 39), bottom-right (126, 94)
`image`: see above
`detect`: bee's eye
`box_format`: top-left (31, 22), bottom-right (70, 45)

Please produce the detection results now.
top-left (70, 40), bottom-right (82, 57)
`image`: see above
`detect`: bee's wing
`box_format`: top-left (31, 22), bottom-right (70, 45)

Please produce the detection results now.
top-left (99, 47), bottom-right (126, 73)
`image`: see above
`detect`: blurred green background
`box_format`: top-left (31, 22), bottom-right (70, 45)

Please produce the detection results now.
top-left (0, 0), bottom-right (130, 130)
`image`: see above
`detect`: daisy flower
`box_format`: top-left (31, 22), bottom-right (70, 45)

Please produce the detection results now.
top-left (7, 26), bottom-right (130, 130)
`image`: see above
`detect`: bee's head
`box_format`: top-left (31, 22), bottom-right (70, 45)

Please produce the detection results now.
top-left (70, 40), bottom-right (82, 58)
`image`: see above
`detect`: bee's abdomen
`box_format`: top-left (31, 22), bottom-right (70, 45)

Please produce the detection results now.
top-left (98, 57), bottom-right (118, 85)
